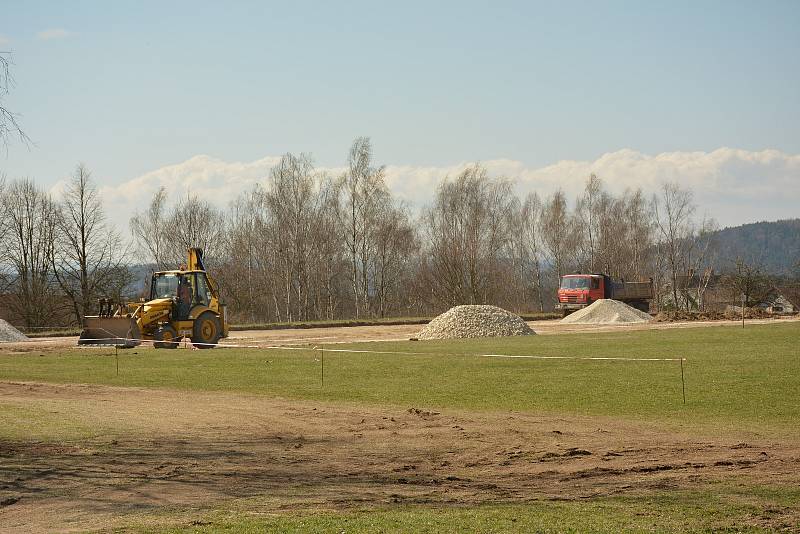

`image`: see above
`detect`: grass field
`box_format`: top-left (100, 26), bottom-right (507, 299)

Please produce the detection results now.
top-left (137, 485), bottom-right (800, 533)
top-left (1, 321), bottom-right (799, 532)
top-left (2, 322), bottom-right (798, 433)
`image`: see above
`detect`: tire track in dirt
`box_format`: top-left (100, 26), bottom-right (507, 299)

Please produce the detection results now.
top-left (1, 381), bottom-right (799, 531)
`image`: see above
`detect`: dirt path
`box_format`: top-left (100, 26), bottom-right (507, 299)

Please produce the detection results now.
top-left (3, 316), bottom-right (797, 354)
top-left (1, 381), bottom-right (798, 532)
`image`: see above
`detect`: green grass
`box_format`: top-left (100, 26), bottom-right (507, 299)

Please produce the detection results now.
top-left (1, 322), bottom-right (798, 434)
top-left (0, 402), bottom-right (97, 440)
top-left (123, 485), bottom-right (800, 533)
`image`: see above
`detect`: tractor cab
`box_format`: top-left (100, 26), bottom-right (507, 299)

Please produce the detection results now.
top-left (150, 271), bottom-right (214, 306)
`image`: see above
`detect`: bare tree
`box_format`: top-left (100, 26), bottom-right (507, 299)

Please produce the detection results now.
top-left (130, 187), bottom-right (170, 269)
top-left (339, 137), bottom-right (387, 318)
top-left (576, 174), bottom-right (602, 272)
top-left (723, 258), bottom-right (773, 308)
top-left (167, 193), bottom-right (226, 265)
top-left (540, 189), bottom-right (578, 280)
top-left (262, 153), bottom-right (321, 321)
top-left (0, 52), bottom-right (30, 148)
top-left (0, 174), bottom-right (9, 292)
top-left (218, 193), bottom-right (262, 323)
top-left (423, 164), bottom-right (513, 306)
top-left (620, 189), bottom-right (654, 279)
top-left (686, 216), bottom-right (718, 310)
top-left (654, 182), bottom-right (695, 310)
top-left (0, 179), bottom-right (60, 327)
top-left (521, 192), bottom-right (546, 311)
top-left (308, 180), bottom-right (347, 320)
top-left (52, 164), bottom-right (132, 324)
top-left (371, 202), bottom-right (417, 317)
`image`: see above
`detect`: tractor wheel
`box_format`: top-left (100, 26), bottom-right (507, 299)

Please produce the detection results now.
top-left (192, 312), bottom-right (221, 349)
top-left (154, 325), bottom-right (179, 349)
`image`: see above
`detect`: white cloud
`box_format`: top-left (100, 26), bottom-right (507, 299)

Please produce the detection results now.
top-left (0, 35), bottom-right (10, 47)
top-left (90, 148), bottom-right (800, 233)
top-left (96, 154), bottom-right (281, 229)
top-left (506, 148), bottom-right (800, 225)
top-left (36, 28), bottom-right (72, 41)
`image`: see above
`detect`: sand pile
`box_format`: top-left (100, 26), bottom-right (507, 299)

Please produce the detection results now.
top-left (560, 299), bottom-right (651, 324)
top-left (417, 305), bottom-right (535, 340)
top-left (0, 319), bottom-right (28, 342)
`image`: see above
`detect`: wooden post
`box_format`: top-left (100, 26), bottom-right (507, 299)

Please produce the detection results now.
top-left (741, 293), bottom-right (745, 329)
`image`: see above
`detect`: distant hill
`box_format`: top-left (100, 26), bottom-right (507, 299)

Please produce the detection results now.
top-left (712, 219), bottom-right (800, 275)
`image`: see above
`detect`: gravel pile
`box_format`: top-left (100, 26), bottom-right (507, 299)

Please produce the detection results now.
top-left (561, 299), bottom-right (652, 324)
top-left (0, 319), bottom-right (28, 342)
top-left (417, 305), bottom-right (535, 340)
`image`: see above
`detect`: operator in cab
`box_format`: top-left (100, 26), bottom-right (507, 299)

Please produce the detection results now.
top-left (177, 275), bottom-right (193, 320)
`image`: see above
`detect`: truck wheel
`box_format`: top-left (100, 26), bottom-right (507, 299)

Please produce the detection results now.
top-left (561, 309), bottom-right (570, 318)
top-left (192, 312), bottom-right (221, 349)
top-left (154, 325), bottom-right (179, 349)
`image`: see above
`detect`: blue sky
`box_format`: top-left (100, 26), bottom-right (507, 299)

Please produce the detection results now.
top-left (1, 1), bottom-right (799, 227)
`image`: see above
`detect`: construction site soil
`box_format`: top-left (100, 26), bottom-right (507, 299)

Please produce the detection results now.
top-left (1, 318), bottom-right (799, 531)
top-left (1, 381), bottom-right (799, 532)
top-left (0, 315), bottom-right (796, 353)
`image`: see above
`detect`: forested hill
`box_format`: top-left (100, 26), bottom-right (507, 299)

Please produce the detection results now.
top-left (713, 219), bottom-right (800, 275)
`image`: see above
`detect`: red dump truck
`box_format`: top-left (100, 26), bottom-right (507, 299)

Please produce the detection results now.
top-left (556, 273), bottom-right (653, 317)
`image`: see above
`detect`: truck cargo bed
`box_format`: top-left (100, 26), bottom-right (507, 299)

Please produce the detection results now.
top-left (609, 280), bottom-right (653, 301)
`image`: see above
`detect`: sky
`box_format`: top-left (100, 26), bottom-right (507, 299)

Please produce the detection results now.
top-left (1, 0), bottom-right (799, 229)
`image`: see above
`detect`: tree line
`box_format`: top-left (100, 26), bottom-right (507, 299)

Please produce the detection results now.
top-left (0, 137), bottom-right (786, 328)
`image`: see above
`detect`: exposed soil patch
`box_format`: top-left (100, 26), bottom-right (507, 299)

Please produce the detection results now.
top-left (0, 381), bottom-right (798, 532)
top-left (654, 308), bottom-right (775, 322)
top-left (2, 315), bottom-right (796, 356)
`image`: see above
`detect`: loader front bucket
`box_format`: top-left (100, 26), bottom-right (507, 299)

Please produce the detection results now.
top-left (78, 317), bottom-right (142, 348)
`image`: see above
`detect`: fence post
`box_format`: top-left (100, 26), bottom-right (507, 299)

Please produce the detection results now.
top-left (741, 293), bottom-right (745, 329)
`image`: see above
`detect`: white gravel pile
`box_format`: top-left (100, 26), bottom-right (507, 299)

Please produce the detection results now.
top-left (417, 305), bottom-right (535, 340)
top-left (560, 299), bottom-right (651, 324)
top-left (0, 319), bottom-right (28, 342)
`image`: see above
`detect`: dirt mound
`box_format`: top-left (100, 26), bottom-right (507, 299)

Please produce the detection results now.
top-left (0, 319), bottom-right (28, 342)
top-left (654, 310), bottom-right (726, 322)
top-left (654, 308), bottom-right (772, 322)
top-left (561, 299), bottom-right (651, 324)
top-left (417, 305), bottom-right (535, 340)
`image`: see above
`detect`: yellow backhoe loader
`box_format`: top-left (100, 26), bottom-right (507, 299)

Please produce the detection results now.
top-left (78, 248), bottom-right (228, 348)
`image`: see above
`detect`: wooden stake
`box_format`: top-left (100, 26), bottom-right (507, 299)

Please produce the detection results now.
top-left (680, 358), bottom-right (686, 405)
top-left (741, 294), bottom-right (745, 329)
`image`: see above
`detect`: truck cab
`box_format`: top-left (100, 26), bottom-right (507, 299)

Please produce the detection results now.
top-left (556, 274), bottom-right (604, 315)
